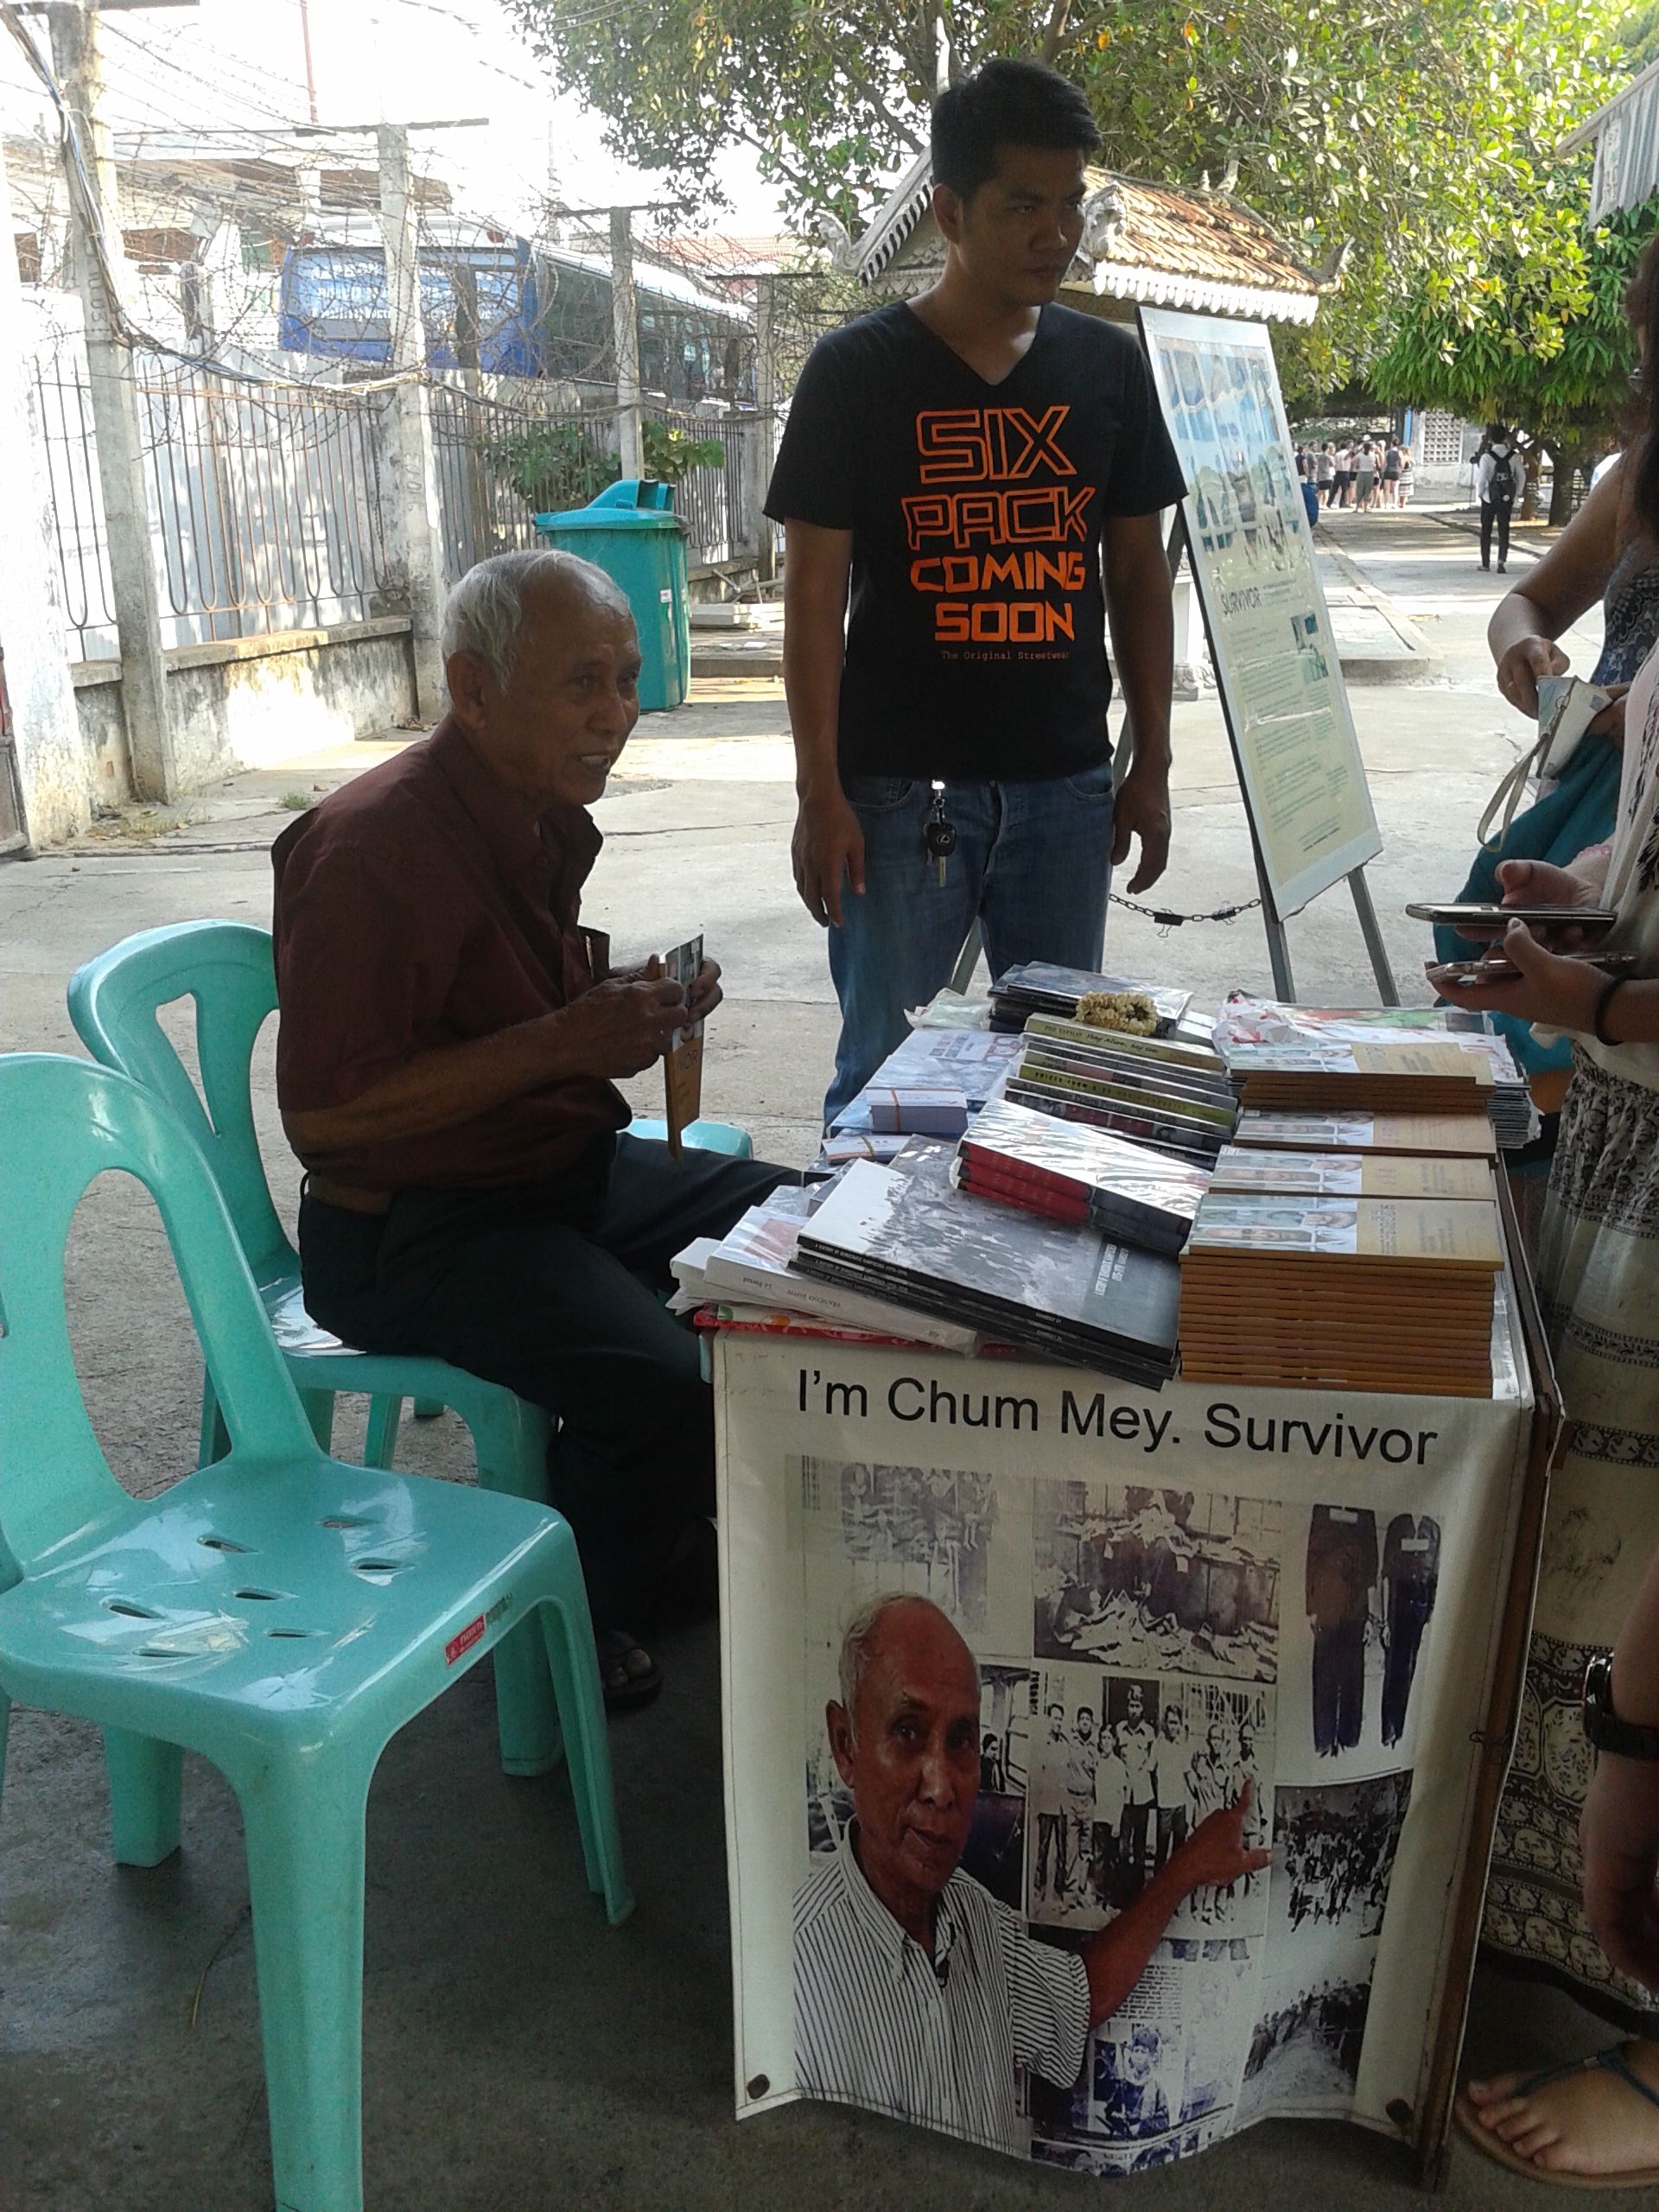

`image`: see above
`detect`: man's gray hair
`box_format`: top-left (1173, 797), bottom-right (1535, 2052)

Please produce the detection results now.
top-left (837, 1592), bottom-right (979, 1741)
top-left (440, 549), bottom-right (626, 689)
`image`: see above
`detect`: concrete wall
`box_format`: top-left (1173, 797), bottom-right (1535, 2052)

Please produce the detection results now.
top-left (67, 616), bottom-right (417, 816)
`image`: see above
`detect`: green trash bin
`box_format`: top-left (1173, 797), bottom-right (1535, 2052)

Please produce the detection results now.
top-left (532, 478), bottom-right (691, 712)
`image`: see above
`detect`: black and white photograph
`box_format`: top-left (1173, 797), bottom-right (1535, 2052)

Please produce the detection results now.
top-left (967, 1666), bottom-right (1031, 1910)
top-left (1029, 1937), bottom-right (1255, 2172)
top-left (1235, 1945), bottom-right (1378, 2122)
top-left (1028, 1669), bottom-right (1274, 1936)
top-left (1278, 1503), bottom-right (1445, 1777)
top-left (1033, 1480), bottom-right (1281, 1683)
top-left (1268, 1774), bottom-right (1413, 1945)
top-left (798, 1453), bottom-right (1032, 1658)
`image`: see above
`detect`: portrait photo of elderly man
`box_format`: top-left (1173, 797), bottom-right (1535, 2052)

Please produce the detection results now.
top-left (272, 550), bottom-right (793, 1706)
top-left (793, 1594), bottom-right (1268, 2155)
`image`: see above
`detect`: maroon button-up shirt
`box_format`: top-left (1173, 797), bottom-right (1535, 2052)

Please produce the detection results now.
top-left (272, 716), bottom-right (628, 1192)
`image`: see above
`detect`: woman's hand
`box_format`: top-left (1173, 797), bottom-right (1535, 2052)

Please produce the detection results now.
top-left (1587, 683), bottom-right (1631, 742)
top-left (1496, 634), bottom-right (1569, 717)
top-left (1435, 919), bottom-right (1611, 1030)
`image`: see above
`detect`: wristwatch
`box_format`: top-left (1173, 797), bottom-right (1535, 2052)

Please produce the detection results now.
top-left (1582, 1652), bottom-right (1659, 1758)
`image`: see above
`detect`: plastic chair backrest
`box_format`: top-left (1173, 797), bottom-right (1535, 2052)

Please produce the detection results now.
top-left (0, 1054), bottom-right (319, 1581)
top-left (67, 921), bottom-right (291, 1290)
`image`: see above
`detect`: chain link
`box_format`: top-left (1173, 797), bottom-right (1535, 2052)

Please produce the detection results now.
top-left (1108, 891), bottom-right (1264, 932)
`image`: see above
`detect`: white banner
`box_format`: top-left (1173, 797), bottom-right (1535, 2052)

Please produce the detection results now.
top-left (718, 1303), bottom-right (1533, 2175)
top-left (1139, 308), bottom-right (1382, 918)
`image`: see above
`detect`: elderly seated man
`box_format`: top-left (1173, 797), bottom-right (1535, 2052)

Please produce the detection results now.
top-left (272, 549), bottom-right (792, 1705)
top-left (793, 1595), bottom-right (1268, 2154)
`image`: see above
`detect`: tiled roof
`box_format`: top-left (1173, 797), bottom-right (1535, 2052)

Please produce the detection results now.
top-left (855, 153), bottom-right (1325, 323)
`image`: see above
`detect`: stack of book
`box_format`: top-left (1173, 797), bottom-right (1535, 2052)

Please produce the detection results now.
top-left (1006, 1014), bottom-right (1236, 1166)
top-left (827, 1028), bottom-right (1025, 1155)
top-left (1231, 1109), bottom-right (1498, 1160)
top-left (990, 963), bottom-right (1192, 1035)
top-left (1179, 1189), bottom-right (1504, 1396)
top-left (1211, 1143), bottom-right (1494, 1201)
top-left (1213, 998), bottom-right (1533, 1148)
top-left (957, 1096), bottom-right (1211, 1254)
top-left (682, 1182), bottom-right (982, 1352)
top-left (795, 1157), bottom-right (1182, 1388)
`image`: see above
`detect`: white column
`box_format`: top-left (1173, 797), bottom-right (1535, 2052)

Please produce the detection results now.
top-left (0, 133), bottom-right (86, 845)
top-left (610, 205), bottom-right (643, 480)
top-left (750, 272), bottom-right (778, 581)
top-left (377, 122), bottom-right (447, 714)
top-left (48, 0), bottom-right (176, 799)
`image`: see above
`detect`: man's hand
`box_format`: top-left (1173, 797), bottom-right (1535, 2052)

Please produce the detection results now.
top-left (1173, 1783), bottom-right (1273, 1893)
top-left (685, 957), bottom-right (722, 1024)
top-left (556, 976), bottom-right (690, 1077)
top-left (793, 786), bottom-right (866, 928)
top-left (1495, 635), bottom-right (1569, 717)
top-left (1435, 918), bottom-right (1610, 1031)
top-left (1111, 763), bottom-right (1172, 895)
top-left (1580, 1754), bottom-right (1659, 1993)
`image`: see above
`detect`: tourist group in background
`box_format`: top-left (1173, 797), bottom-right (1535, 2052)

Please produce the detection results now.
top-left (1295, 435), bottom-right (1411, 510)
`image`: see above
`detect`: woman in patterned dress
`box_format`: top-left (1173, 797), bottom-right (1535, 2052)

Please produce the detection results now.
top-left (1436, 379), bottom-right (1659, 2170)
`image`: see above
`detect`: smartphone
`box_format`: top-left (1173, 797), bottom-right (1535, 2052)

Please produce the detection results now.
top-left (1406, 901), bottom-right (1618, 931)
top-left (1426, 950), bottom-right (1639, 987)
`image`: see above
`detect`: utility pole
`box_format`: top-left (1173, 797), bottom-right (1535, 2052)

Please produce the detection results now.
top-left (46, 0), bottom-right (178, 800)
top-left (752, 271), bottom-right (778, 581)
top-left (609, 204), bottom-right (642, 480)
top-left (376, 120), bottom-right (447, 714)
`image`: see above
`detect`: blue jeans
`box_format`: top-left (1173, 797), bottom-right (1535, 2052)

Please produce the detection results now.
top-left (824, 764), bottom-right (1115, 1123)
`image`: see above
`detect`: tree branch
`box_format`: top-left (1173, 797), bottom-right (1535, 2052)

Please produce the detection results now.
top-left (1041, 0), bottom-right (1074, 64)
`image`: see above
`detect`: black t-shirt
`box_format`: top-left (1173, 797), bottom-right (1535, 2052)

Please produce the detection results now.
top-left (765, 301), bottom-right (1186, 781)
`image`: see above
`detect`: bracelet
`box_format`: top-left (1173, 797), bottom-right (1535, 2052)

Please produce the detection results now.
top-left (1593, 974), bottom-right (1630, 1046)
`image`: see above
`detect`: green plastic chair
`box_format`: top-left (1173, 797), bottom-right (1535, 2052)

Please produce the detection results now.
top-left (0, 1052), bottom-right (632, 2212)
top-left (67, 922), bottom-right (753, 1774)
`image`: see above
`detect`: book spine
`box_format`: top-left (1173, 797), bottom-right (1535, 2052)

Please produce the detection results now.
top-left (703, 1253), bottom-right (977, 1351)
top-left (958, 1157), bottom-right (1092, 1225)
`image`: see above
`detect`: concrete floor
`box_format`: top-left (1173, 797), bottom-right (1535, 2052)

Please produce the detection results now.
top-left (0, 509), bottom-right (1618, 2209)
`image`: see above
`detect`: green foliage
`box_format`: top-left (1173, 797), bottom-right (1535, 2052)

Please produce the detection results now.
top-left (1372, 200), bottom-right (1649, 515)
top-left (505, 0), bottom-right (1630, 391)
top-left (483, 419), bottom-right (619, 510)
top-left (640, 421), bottom-right (727, 483)
top-left (481, 416), bottom-right (725, 509)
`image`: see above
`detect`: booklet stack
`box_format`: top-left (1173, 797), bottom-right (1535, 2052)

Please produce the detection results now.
top-left (794, 1155), bottom-right (1182, 1388)
top-left (826, 1028), bottom-right (1025, 1159)
top-left (957, 1096), bottom-right (1211, 1254)
top-left (1232, 1109), bottom-right (1498, 1160)
top-left (1222, 1037), bottom-right (1496, 1115)
top-left (1006, 1014), bottom-right (1236, 1166)
top-left (1179, 1189), bottom-right (1505, 1397)
top-left (1211, 1144), bottom-right (1494, 1201)
top-left (1213, 997), bottom-right (1533, 1149)
top-left (990, 963), bottom-right (1192, 1036)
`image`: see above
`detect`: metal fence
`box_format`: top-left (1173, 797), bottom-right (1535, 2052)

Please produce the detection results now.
top-left (429, 383), bottom-right (619, 582)
top-left (30, 354), bottom-right (119, 660)
top-left (29, 350), bottom-right (397, 658)
top-left (135, 359), bottom-right (397, 646)
top-left (430, 382), bottom-right (768, 582)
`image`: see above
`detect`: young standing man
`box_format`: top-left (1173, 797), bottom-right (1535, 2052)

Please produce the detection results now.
top-left (766, 58), bottom-right (1186, 1121)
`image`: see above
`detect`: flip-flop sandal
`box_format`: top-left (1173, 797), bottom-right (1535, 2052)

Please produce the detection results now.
top-left (598, 1629), bottom-right (664, 1713)
top-left (1456, 2046), bottom-right (1659, 2188)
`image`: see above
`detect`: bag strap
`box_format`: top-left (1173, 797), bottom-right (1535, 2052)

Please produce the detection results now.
top-left (1476, 728), bottom-right (1551, 852)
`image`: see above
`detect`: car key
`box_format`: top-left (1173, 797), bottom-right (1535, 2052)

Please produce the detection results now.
top-left (923, 781), bottom-right (956, 887)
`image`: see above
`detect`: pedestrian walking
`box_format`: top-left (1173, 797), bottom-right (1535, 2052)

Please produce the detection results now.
top-left (1355, 442), bottom-right (1376, 511)
top-left (1315, 442), bottom-right (1336, 505)
top-left (1382, 437), bottom-right (1404, 508)
top-left (1477, 426), bottom-right (1521, 572)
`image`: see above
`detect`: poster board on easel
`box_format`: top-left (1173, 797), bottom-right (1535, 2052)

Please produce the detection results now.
top-left (1138, 307), bottom-right (1396, 1004)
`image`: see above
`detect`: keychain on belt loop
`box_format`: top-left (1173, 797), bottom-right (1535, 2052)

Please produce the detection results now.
top-left (922, 780), bottom-right (956, 886)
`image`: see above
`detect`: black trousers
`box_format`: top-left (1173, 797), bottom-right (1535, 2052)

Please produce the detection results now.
top-left (1382, 1580), bottom-right (1434, 1746)
top-left (1312, 1618), bottom-right (1367, 1755)
top-left (298, 1134), bottom-right (792, 1633)
top-left (1480, 496), bottom-right (1513, 567)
